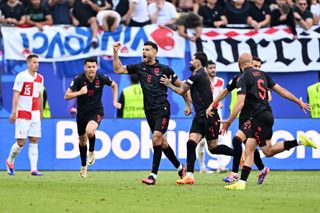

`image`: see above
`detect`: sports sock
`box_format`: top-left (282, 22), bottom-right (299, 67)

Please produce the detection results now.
top-left (79, 144), bottom-right (87, 166)
top-left (163, 145), bottom-right (180, 168)
top-left (88, 135), bottom-right (95, 152)
top-left (8, 142), bottom-right (22, 164)
top-left (196, 140), bottom-right (206, 170)
top-left (151, 145), bottom-right (162, 175)
top-left (240, 166), bottom-right (252, 181)
top-left (28, 143), bottom-right (38, 171)
top-left (232, 136), bottom-right (242, 173)
top-left (254, 149), bottom-right (264, 171)
top-left (186, 140), bottom-right (197, 173)
top-left (284, 139), bottom-right (298, 151)
top-left (209, 145), bottom-right (234, 156)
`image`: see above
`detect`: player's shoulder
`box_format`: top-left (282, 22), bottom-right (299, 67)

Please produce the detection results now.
top-left (35, 73), bottom-right (44, 83)
top-left (216, 76), bottom-right (224, 83)
top-left (16, 70), bottom-right (28, 78)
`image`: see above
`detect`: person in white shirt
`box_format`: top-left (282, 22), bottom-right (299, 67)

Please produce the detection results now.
top-left (310, 0), bottom-right (320, 24)
top-left (122, 0), bottom-right (151, 26)
top-left (6, 54), bottom-right (44, 176)
top-left (148, 0), bottom-right (177, 27)
top-left (96, 10), bottom-right (121, 32)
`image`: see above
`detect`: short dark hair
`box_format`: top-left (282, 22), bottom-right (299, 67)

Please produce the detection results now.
top-left (26, 54), bottom-right (38, 62)
top-left (130, 74), bottom-right (139, 84)
top-left (252, 56), bottom-right (262, 63)
top-left (207, 60), bottom-right (216, 67)
top-left (84, 57), bottom-right (97, 64)
top-left (144, 41), bottom-right (158, 52)
top-left (194, 52), bottom-right (208, 67)
top-left (106, 16), bottom-right (116, 29)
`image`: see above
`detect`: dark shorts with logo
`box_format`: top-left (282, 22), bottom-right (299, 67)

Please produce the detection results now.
top-left (145, 105), bottom-right (170, 134)
top-left (77, 112), bottom-right (103, 136)
top-left (240, 110), bottom-right (274, 147)
top-left (190, 110), bottom-right (220, 141)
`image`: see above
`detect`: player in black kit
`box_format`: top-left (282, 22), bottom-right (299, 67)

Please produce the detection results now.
top-left (221, 53), bottom-right (317, 190)
top-left (113, 41), bottom-right (190, 185)
top-left (161, 52), bottom-right (234, 185)
top-left (64, 57), bottom-right (121, 178)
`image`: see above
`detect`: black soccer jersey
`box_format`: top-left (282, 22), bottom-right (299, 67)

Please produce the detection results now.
top-left (69, 73), bottom-right (113, 115)
top-left (185, 68), bottom-right (213, 116)
top-left (237, 67), bottom-right (276, 117)
top-left (126, 61), bottom-right (177, 110)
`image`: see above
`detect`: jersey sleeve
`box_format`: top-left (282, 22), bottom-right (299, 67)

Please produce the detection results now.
top-left (265, 73), bottom-right (276, 89)
top-left (163, 66), bottom-right (178, 84)
top-left (185, 74), bottom-right (197, 88)
top-left (13, 73), bottom-right (24, 92)
top-left (226, 75), bottom-right (238, 92)
top-left (102, 74), bottom-right (113, 86)
top-left (126, 64), bottom-right (139, 74)
top-left (69, 76), bottom-right (80, 92)
top-left (236, 72), bottom-right (251, 95)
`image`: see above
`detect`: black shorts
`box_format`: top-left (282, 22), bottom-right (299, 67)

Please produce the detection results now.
top-left (76, 112), bottom-right (103, 136)
top-left (190, 111), bottom-right (220, 141)
top-left (240, 110), bottom-right (274, 147)
top-left (145, 105), bottom-right (170, 134)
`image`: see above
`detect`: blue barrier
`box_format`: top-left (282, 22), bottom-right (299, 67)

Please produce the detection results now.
top-left (0, 118), bottom-right (319, 170)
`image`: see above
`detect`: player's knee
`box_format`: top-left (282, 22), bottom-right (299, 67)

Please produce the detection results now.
top-left (262, 149), bottom-right (272, 157)
top-left (86, 130), bottom-right (95, 138)
top-left (207, 140), bottom-right (217, 150)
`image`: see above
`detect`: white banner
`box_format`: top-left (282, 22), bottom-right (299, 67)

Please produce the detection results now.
top-left (1, 25), bottom-right (186, 62)
top-left (198, 26), bottom-right (320, 72)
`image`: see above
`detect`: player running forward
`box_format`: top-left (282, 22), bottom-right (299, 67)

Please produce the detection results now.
top-left (221, 53), bottom-right (317, 190)
top-left (161, 52), bottom-right (234, 185)
top-left (6, 54), bottom-right (44, 176)
top-left (64, 57), bottom-right (121, 178)
top-left (113, 41), bottom-right (189, 185)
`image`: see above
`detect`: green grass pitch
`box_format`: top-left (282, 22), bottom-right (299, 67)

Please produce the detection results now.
top-left (0, 171), bottom-right (319, 213)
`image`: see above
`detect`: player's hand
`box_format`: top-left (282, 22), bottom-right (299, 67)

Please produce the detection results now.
top-left (79, 86), bottom-right (88, 95)
top-left (160, 75), bottom-right (172, 87)
top-left (206, 105), bottom-right (214, 118)
top-left (184, 105), bottom-right (192, 116)
top-left (9, 112), bottom-right (17, 123)
top-left (113, 42), bottom-right (121, 52)
top-left (298, 97), bottom-right (310, 113)
top-left (219, 120), bottom-right (231, 135)
top-left (114, 102), bottom-right (122, 109)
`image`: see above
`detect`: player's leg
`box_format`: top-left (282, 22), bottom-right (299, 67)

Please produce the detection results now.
top-left (176, 132), bottom-right (202, 185)
top-left (86, 119), bottom-right (100, 166)
top-left (196, 138), bottom-right (211, 174)
top-left (28, 118), bottom-right (42, 176)
top-left (225, 138), bottom-right (257, 191)
top-left (6, 119), bottom-right (29, 176)
top-left (161, 135), bottom-right (186, 179)
top-left (256, 140), bottom-right (270, 184)
top-left (216, 135), bottom-right (229, 173)
top-left (77, 116), bottom-right (88, 178)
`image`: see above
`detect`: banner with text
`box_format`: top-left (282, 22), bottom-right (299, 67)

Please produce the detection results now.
top-left (1, 25), bottom-right (185, 61)
top-left (199, 26), bottom-right (320, 72)
top-left (0, 118), bottom-right (319, 171)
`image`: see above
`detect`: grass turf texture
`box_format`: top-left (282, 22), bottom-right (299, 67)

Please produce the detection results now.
top-left (0, 171), bottom-right (319, 213)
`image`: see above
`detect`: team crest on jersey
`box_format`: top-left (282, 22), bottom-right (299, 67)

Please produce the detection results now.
top-left (95, 79), bottom-right (100, 88)
top-left (83, 81), bottom-right (87, 86)
top-left (154, 68), bottom-right (160, 74)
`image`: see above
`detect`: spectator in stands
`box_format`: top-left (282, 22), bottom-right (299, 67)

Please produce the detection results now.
top-left (247, 0), bottom-right (271, 30)
top-left (117, 74), bottom-right (145, 118)
top-left (177, 0), bottom-right (202, 13)
top-left (114, 0), bottom-right (130, 18)
top-left (148, 0), bottom-right (177, 28)
top-left (71, 0), bottom-right (112, 48)
top-left (25, 0), bottom-right (53, 31)
top-left (46, 0), bottom-right (72, 25)
top-left (97, 10), bottom-right (121, 32)
top-left (122, 0), bottom-right (151, 27)
top-left (225, 0), bottom-right (251, 26)
top-left (197, 0), bottom-right (228, 28)
top-left (270, 0), bottom-right (297, 38)
top-left (310, 0), bottom-right (320, 24)
top-left (0, 0), bottom-right (26, 26)
top-left (293, 0), bottom-right (313, 30)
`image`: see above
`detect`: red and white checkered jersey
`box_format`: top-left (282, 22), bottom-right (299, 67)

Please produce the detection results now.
top-left (13, 70), bottom-right (44, 120)
top-left (210, 77), bottom-right (224, 109)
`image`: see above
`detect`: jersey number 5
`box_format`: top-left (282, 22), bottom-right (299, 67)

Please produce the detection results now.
top-left (257, 79), bottom-right (266, 100)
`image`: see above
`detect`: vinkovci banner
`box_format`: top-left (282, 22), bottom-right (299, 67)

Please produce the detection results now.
top-left (0, 118), bottom-right (319, 171)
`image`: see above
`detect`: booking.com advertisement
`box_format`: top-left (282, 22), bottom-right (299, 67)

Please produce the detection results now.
top-left (0, 118), bottom-right (319, 171)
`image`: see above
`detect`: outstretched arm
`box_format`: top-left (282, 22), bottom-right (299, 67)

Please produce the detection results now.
top-left (160, 75), bottom-right (190, 95)
top-left (113, 42), bottom-right (129, 74)
top-left (206, 88), bottom-right (230, 117)
top-left (272, 84), bottom-right (309, 112)
top-left (111, 81), bottom-right (122, 109)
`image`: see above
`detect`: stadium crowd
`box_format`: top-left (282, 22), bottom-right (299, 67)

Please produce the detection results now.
top-left (0, 0), bottom-right (319, 47)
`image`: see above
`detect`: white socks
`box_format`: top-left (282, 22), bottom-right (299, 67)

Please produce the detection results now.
top-left (8, 142), bottom-right (22, 164)
top-left (29, 143), bottom-right (38, 171)
top-left (196, 139), bottom-right (206, 170)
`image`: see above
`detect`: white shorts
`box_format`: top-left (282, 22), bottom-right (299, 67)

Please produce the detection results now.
top-left (15, 118), bottom-right (41, 139)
